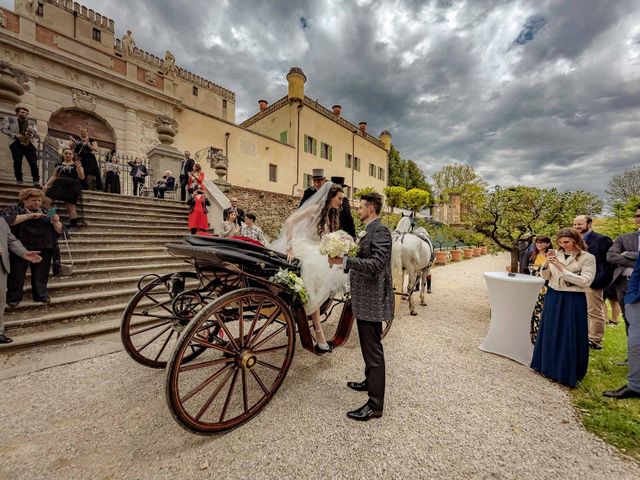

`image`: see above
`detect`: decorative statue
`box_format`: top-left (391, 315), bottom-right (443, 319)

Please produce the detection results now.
top-left (0, 9), bottom-right (7, 29)
top-left (18, 0), bottom-right (37, 15)
top-left (163, 50), bottom-right (177, 78)
top-left (121, 30), bottom-right (136, 57)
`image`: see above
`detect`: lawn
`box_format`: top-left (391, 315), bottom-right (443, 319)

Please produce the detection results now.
top-left (572, 323), bottom-right (640, 460)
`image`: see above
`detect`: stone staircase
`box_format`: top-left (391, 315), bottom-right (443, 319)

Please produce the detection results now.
top-left (0, 178), bottom-right (192, 352)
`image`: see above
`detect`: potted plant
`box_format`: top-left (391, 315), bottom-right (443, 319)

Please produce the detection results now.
top-left (480, 245), bottom-right (488, 255)
top-left (463, 247), bottom-right (474, 259)
top-left (473, 246), bottom-right (481, 256)
top-left (435, 249), bottom-right (448, 265)
top-left (450, 249), bottom-right (463, 261)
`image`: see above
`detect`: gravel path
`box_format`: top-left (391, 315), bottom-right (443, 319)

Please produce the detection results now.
top-left (1, 253), bottom-right (638, 479)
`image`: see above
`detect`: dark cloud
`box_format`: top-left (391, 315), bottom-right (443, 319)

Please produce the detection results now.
top-left (2, 0), bottom-right (638, 198)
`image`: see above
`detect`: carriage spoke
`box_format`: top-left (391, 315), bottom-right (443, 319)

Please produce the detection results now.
top-left (252, 325), bottom-right (286, 351)
top-left (241, 368), bottom-right (249, 413)
top-left (249, 369), bottom-right (269, 395)
top-left (153, 330), bottom-right (174, 362)
top-left (189, 336), bottom-right (236, 355)
top-left (214, 312), bottom-right (240, 351)
top-left (248, 307), bottom-right (281, 348)
top-left (180, 357), bottom-right (232, 372)
top-left (245, 299), bottom-right (264, 341)
top-left (194, 367), bottom-right (235, 421)
top-left (140, 295), bottom-right (174, 314)
top-left (238, 301), bottom-right (244, 348)
top-left (128, 319), bottom-right (172, 336)
top-left (253, 344), bottom-right (289, 355)
top-left (219, 369), bottom-right (239, 422)
top-left (137, 325), bottom-right (172, 352)
top-left (256, 359), bottom-right (282, 372)
top-left (181, 363), bottom-right (232, 404)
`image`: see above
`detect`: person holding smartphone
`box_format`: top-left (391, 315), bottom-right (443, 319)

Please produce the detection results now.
top-left (43, 148), bottom-right (84, 231)
top-left (0, 188), bottom-right (63, 307)
top-left (531, 228), bottom-right (596, 387)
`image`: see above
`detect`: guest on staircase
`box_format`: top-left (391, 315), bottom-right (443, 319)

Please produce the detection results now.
top-left (153, 171), bottom-right (175, 199)
top-left (187, 186), bottom-right (210, 235)
top-left (70, 128), bottom-right (102, 191)
top-left (43, 148), bottom-right (84, 232)
top-left (0, 217), bottom-right (43, 344)
top-left (223, 197), bottom-right (245, 226)
top-left (178, 150), bottom-right (195, 202)
top-left (0, 105), bottom-right (40, 187)
top-left (128, 157), bottom-right (148, 196)
top-left (104, 151), bottom-right (121, 194)
top-left (1, 188), bottom-right (63, 307)
top-left (187, 163), bottom-right (205, 194)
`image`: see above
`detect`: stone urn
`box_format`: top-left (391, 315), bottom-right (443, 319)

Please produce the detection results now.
top-left (480, 246), bottom-right (488, 255)
top-left (0, 60), bottom-right (27, 107)
top-left (450, 249), bottom-right (463, 262)
top-left (435, 250), bottom-right (448, 265)
top-left (463, 248), bottom-right (474, 259)
top-left (473, 247), bottom-right (481, 257)
top-left (154, 114), bottom-right (178, 146)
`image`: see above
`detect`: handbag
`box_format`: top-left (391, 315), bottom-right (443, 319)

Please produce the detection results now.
top-left (60, 229), bottom-right (74, 276)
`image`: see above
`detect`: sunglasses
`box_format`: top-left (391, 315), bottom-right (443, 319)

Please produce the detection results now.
top-left (635, 214), bottom-right (640, 218)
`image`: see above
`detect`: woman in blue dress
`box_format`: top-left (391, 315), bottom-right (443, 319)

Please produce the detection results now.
top-left (531, 228), bottom-right (596, 387)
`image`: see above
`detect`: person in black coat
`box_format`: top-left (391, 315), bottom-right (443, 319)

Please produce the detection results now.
top-left (178, 151), bottom-right (195, 202)
top-left (573, 215), bottom-right (614, 349)
top-left (330, 176), bottom-right (356, 238)
top-left (299, 168), bottom-right (326, 207)
top-left (223, 197), bottom-right (245, 226)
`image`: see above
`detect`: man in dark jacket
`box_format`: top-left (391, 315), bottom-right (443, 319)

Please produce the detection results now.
top-left (607, 206), bottom-right (640, 333)
top-left (573, 215), bottom-right (613, 350)
top-left (330, 176), bottom-right (356, 238)
top-left (178, 151), bottom-right (195, 202)
top-left (329, 192), bottom-right (393, 421)
top-left (299, 168), bottom-right (325, 207)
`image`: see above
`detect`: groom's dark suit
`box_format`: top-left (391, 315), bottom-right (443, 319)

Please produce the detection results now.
top-left (345, 217), bottom-right (394, 411)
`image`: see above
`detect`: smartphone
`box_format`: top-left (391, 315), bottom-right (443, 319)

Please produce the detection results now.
top-left (47, 207), bottom-right (57, 219)
top-left (547, 249), bottom-right (556, 257)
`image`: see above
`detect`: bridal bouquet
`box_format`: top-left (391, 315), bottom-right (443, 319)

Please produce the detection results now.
top-left (270, 268), bottom-right (308, 305)
top-left (320, 230), bottom-right (359, 260)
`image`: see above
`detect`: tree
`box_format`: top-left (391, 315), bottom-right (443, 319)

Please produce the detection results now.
top-left (431, 164), bottom-right (487, 216)
top-left (468, 186), bottom-right (603, 271)
top-left (606, 167), bottom-right (640, 204)
top-left (402, 188), bottom-right (430, 214)
top-left (383, 186), bottom-right (406, 213)
top-left (387, 145), bottom-right (431, 192)
top-left (353, 186), bottom-right (376, 198)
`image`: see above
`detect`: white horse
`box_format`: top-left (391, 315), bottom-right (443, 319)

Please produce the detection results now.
top-left (392, 216), bottom-right (434, 316)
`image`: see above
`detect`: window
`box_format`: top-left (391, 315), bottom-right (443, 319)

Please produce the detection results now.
top-left (345, 153), bottom-right (352, 168)
top-left (36, 2), bottom-right (44, 16)
top-left (320, 142), bottom-right (332, 160)
top-left (192, 86), bottom-right (198, 96)
top-left (378, 167), bottom-right (385, 181)
top-left (369, 163), bottom-right (376, 177)
top-left (280, 131), bottom-right (288, 144)
top-left (303, 173), bottom-right (313, 189)
top-left (344, 185), bottom-right (351, 198)
top-left (353, 187), bottom-right (359, 197)
top-left (354, 157), bottom-right (361, 172)
top-left (269, 164), bottom-right (278, 183)
top-left (92, 28), bottom-right (101, 42)
top-left (303, 134), bottom-right (317, 155)
top-left (222, 99), bottom-right (228, 109)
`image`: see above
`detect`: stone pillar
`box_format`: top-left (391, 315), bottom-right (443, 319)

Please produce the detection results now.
top-left (121, 107), bottom-right (138, 156)
top-left (450, 193), bottom-right (461, 224)
top-left (0, 60), bottom-right (28, 176)
top-left (145, 113), bottom-right (181, 180)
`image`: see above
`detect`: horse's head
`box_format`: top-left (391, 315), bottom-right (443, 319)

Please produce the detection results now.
top-left (395, 216), bottom-right (413, 234)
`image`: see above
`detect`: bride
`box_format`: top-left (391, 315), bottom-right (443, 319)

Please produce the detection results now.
top-left (270, 182), bottom-right (347, 353)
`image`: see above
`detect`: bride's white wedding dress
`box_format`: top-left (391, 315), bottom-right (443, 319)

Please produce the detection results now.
top-left (270, 182), bottom-right (348, 314)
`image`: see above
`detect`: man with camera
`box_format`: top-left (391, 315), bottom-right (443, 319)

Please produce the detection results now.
top-left (0, 105), bottom-right (41, 187)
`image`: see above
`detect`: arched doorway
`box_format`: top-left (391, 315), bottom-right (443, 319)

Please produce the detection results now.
top-left (47, 108), bottom-right (116, 150)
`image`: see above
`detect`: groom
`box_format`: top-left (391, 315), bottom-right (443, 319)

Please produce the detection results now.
top-left (329, 192), bottom-right (393, 421)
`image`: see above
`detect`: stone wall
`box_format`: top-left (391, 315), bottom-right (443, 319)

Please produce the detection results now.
top-left (227, 185), bottom-right (299, 240)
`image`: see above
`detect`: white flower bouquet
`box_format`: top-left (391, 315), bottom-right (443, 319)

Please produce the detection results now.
top-left (270, 268), bottom-right (309, 305)
top-left (319, 230), bottom-right (359, 262)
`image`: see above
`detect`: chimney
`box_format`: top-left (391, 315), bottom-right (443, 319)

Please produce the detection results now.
top-left (332, 104), bottom-right (342, 116)
top-left (258, 99), bottom-right (268, 111)
top-left (359, 121), bottom-right (367, 134)
top-left (286, 67), bottom-right (307, 101)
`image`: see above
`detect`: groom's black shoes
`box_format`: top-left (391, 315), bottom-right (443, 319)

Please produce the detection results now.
top-left (603, 385), bottom-right (640, 399)
top-left (347, 380), bottom-right (368, 392)
top-left (347, 403), bottom-right (383, 421)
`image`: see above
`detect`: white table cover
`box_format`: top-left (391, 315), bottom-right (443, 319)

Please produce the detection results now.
top-left (480, 272), bottom-right (545, 365)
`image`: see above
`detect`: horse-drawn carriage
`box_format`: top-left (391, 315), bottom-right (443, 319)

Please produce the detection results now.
top-left (120, 235), bottom-right (392, 434)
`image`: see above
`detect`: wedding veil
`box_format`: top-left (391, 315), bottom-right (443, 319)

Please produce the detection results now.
top-left (269, 181), bottom-right (334, 253)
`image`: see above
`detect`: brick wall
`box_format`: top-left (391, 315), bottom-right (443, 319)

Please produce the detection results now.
top-left (227, 185), bottom-right (299, 239)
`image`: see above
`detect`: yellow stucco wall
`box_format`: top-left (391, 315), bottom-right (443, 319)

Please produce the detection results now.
top-left (175, 109), bottom-right (296, 195)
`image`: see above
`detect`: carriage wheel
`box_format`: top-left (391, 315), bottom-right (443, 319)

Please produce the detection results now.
top-left (381, 318), bottom-right (393, 339)
top-left (120, 272), bottom-right (213, 368)
top-left (166, 288), bottom-right (296, 434)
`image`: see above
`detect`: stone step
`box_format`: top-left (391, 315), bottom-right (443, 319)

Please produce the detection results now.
top-left (54, 246), bottom-right (166, 260)
top-left (65, 231), bottom-right (186, 241)
top-left (66, 239), bottom-right (177, 249)
top-left (59, 254), bottom-right (178, 268)
top-left (25, 261), bottom-right (191, 281)
top-left (77, 214), bottom-right (186, 227)
top-left (22, 274), bottom-right (144, 297)
top-left (71, 223), bottom-right (187, 234)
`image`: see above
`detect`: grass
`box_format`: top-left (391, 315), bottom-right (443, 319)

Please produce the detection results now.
top-left (571, 322), bottom-right (640, 460)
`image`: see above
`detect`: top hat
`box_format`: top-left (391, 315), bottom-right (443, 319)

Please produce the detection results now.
top-left (311, 168), bottom-right (325, 179)
top-left (330, 176), bottom-right (346, 186)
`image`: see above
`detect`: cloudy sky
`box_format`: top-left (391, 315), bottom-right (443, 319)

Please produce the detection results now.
top-left (3, 0), bottom-right (639, 197)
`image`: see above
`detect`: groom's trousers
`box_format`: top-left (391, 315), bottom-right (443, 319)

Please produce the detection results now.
top-left (357, 319), bottom-right (385, 411)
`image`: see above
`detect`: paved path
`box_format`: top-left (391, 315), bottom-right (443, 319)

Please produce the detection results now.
top-left (1, 254), bottom-right (638, 479)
